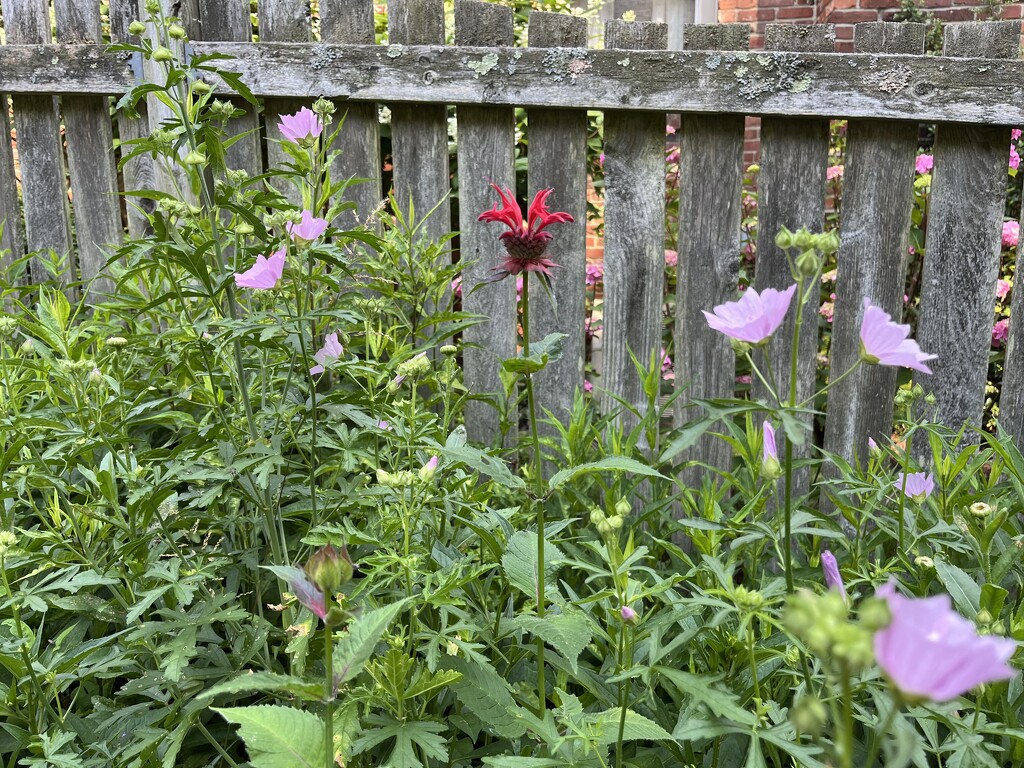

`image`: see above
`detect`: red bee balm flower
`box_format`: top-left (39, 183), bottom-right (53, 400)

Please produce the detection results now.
top-left (478, 185), bottom-right (573, 282)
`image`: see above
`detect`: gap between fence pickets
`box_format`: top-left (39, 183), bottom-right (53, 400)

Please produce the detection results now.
top-left (2, 39), bottom-right (1024, 125)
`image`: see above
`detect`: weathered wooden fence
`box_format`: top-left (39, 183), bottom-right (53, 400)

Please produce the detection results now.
top-left (1, 0), bottom-right (1024, 478)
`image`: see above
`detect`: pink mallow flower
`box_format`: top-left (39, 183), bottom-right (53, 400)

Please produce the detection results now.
top-left (586, 263), bottom-right (604, 286)
top-left (1003, 221), bottom-right (1019, 249)
top-left (874, 580), bottom-right (1016, 703)
top-left (451, 275), bottom-right (463, 298)
top-left (820, 550), bottom-right (847, 602)
top-left (895, 471), bottom-right (934, 501)
top-left (583, 379), bottom-right (594, 393)
top-left (826, 164), bottom-right (844, 180)
top-left (1011, 145), bottom-right (1021, 171)
top-left (310, 332), bottom-right (344, 375)
top-left (278, 107), bottom-right (323, 144)
top-left (915, 154), bottom-right (934, 174)
top-left (703, 284), bottom-right (797, 345)
top-left (287, 210), bottom-right (329, 243)
top-left (993, 319), bottom-right (1009, 346)
top-left (664, 250), bottom-right (678, 268)
top-left (1012, 128), bottom-right (1022, 141)
top-left (859, 299), bottom-right (936, 374)
top-left (478, 185), bottom-right (573, 283)
top-left (234, 249), bottom-right (286, 290)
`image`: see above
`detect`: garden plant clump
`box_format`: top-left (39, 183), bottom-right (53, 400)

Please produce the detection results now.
top-left (1, 7), bottom-right (1023, 768)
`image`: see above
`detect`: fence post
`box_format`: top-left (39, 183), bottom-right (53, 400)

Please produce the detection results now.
top-left (526, 12), bottom-right (589, 427)
top-left (54, 0), bottom-right (124, 298)
top-left (674, 23), bottom-right (750, 482)
top-left (915, 21), bottom-right (1021, 438)
top-left (454, 0), bottom-right (517, 447)
top-left (0, 89), bottom-right (23, 274)
top-left (1, 0), bottom-right (73, 284)
top-left (753, 23), bottom-right (834, 496)
top-left (601, 20), bottom-right (669, 445)
top-left (821, 22), bottom-right (925, 511)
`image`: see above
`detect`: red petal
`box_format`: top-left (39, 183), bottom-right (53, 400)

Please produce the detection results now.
top-left (478, 184), bottom-right (524, 233)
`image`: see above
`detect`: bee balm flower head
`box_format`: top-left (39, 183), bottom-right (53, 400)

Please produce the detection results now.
top-left (703, 284), bottom-right (797, 345)
top-left (478, 185), bottom-right (573, 284)
top-left (873, 580), bottom-right (1016, 703)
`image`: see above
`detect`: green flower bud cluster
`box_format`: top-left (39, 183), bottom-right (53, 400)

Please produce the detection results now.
top-left (0, 530), bottom-right (18, 557)
top-left (208, 100), bottom-right (238, 121)
top-left (791, 695), bottom-right (828, 736)
top-left (0, 315), bottom-right (18, 338)
top-left (304, 544), bottom-right (354, 595)
top-left (397, 352), bottom-right (431, 379)
top-left (733, 585), bottom-right (766, 612)
top-left (226, 168), bottom-right (249, 186)
top-left (263, 211), bottom-right (295, 230)
top-left (377, 468), bottom-right (416, 488)
top-left (589, 507), bottom-right (625, 538)
top-left (775, 226), bottom-right (840, 280)
top-left (783, 590), bottom-right (886, 674)
top-left (158, 198), bottom-right (201, 218)
top-left (150, 128), bottom-right (176, 151)
top-left (313, 97), bottom-right (337, 120)
top-left (128, 20), bottom-right (147, 36)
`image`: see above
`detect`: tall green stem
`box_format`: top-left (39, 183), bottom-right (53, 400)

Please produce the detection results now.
top-left (324, 624), bottom-right (334, 768)
top-left (897, 431), bottom-right (913, 554)
top-left (782, 275), bottom-right (806, 593)
top-left (863, 700), bottom-right (900, 768)
top-left (521, 275), bottom-right (546, 715)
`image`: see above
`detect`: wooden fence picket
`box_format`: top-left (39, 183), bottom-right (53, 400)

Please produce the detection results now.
top-left (454, 0), bottom-right (517, 447)
top-left (55, 0), bottom-right (123, 297)
top-left (674, 23), bottom-right (749, 478)
top-left (822, 22), bottom-right (925, 480)
top-left (753, 23), bottom-right (834, 494)
top-left (387, 0), bottom-right (451, 250)
top-left (1, 0), bottom-right (73, 283)
top-left (526, 11), bottom-right (589, 427)
top-left (915, 21), bottom-right (1021, 437)
top-left (601, 19), bottom-right (668, 443)
top-left (321, 0), bottom-right (384, 230)
top-left (0, 90), bottom-right (23, 273)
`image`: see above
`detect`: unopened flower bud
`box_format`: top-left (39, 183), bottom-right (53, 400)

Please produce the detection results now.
top-left (183, 150), bottom-right (207, 165)
top-left (914, 555), bottom-right (934, 569)
top-left (324, 606), bottom-right (347, 627)
top-left (191, 80), bottom-right (211, 95)
top-left (858, 596), bottom-right (891, 632)
top-left (819, 231), bottom-right (841, 255)
top-left (105, 336), bottom-right (128, 348)
top-left (620, 605), bottom-right (639, 624)
top-left (19, 339), bottom-right (34, 355)
top-left (970, 501), bottom-right (994, 517)
top-left (589, 508), bottom-right (606, 526)
top-left (730, 338), bottom-right (751, 356)
top-left (0, 316), bottom-right (17, 338)
top-left (761, 455), bottom-right (783, 481)
top-left (376, 468), bottom-right (392, 486)
top-left (608, 515), bottom-right (624, 530)
top-left (924, 392), bottom-right (937, 406)
top-left (794, 229), bottom-right (814, 250)
top-left (597, 520), bottom-right (613, 536)
top-left (796, 249), bottom-right (820, 278)
top-left (235, 223), bottom-right (254, 236)
top-left (441, 344), bottom-right (457, 356)
top-left (775, 226), bottom-right (795, 250)
top-left (88, 367), bottom-right (104, 386)
top-left (0, 530), bottom-right (18, 556)
top-left (418, 455), bottom-right (439, 483)
top-left (791, 695), bottom-right (828, 736)
top-left (614, 498), bottom-right (631, 517)
top-left (128, 20), bottom-right (147, 36)
top-left (313, 97), bottom-right (337, 119)
top-left (152, 46), bottom-right (174, 62)
top-left (976, 609), bottom-right (993, 625)
top-left (304, 544), bottom-right (353, 594)
top-left (167, 24), bottom-right (187, 40)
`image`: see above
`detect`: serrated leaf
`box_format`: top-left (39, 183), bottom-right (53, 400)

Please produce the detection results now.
top-left (439, 444), bottom-right (525, 489)
top-left (483, 759), bottom-right (564, 767)
top-left (585, 709), bottom-right (673, 746)
top-left (934, 558), bottom-right (980, 616)
top-left (215, 705), bottom-right (324, 768)
top-left (501, 530), bottom-right (563, 602)
top-left (443, 656), bottom-right (528, 739)
top-left (351, 714), bottom-right (447, 767)
top-left (548, 456), bottom-right (668, 491)
top-left (656, 667), bottom-right (756, 726)
top-left (199, 671), bottom-right (325, 702)
top-left (515, 611), bottom-right (592, 673)
top-left (333, 599), bottom-right (410, 684)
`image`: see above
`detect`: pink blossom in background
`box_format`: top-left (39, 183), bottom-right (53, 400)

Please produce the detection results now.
top-left (763, 421), bottom-right (778, 464)
top-left (1012, 128), bottom-right (1022, 140)
top-left (309, 331), bottom-right (344, 375)
top-left (820, 550), bottom-right (847, 601)
top-left (993, 319), bottom-right (1009, 346)
top-left (585, 315), bottom-right (596, 339)
top-left (859, 299), bottom-right (937, 374)
top-left (665, 124), bottom-right (676, 135)
top-left (703, 284), bottom-right (797, 345)
top-left (287, 210), bottom-right (329, 242)
top-left (234, 249), bottom-right (286, 290)
top-left (895, 471), bottom-right (935, 501)
top-left (278, 107), bottom-right (323, 144)
top-left (664, 250), bottom-right (678, 268)
top-left (598, 152), bottom-right (605, 167)
top-left (377, 420), bottom-right (391, 431)
top-left (873, 581), bottom-right (1016, 702)
top-left (660, 348), bottom-right (673, 381)
top-left (819, 301), bottom-right (834, 323)
top-left (666, 149), bottom-right (680, 165)
top-left (1003, 221), bottom-right (1020, 249)
top-left (586, 263), bottom-right (604, 286)
top-left (451, 275), bottom-right (463, 298)
top-left (997, 279), bottom-right (1012, 300)
top-left (904, 294), bottom-right (910, 303)
top-left (915, 154), bottom-right (934, 174)
top-left (583, 379), bottom-right (593, 393)
top-left (1011, 145), bottom-right (1021, 171)
top-left (516, 276), bottom-right (524, 299)
top-left (826, 165), bottom-right (844, 180)
top-left (735, 374), bottom-right (752, 385)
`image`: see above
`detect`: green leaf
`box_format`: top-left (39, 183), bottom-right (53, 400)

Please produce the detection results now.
top-left (483, 759), bottom-right (564, 767)
top-left (501, 530), bottom-right (563, 602)
top-left (514, 610), bottom-right (592, 674)
top-left (548, 456), bottom-right (668, 491)
top-left (199, 671), bottom-right (325, 702)
top-left (333, 599), bottom-right (410, 685)
top-left (980, 583), bottom-right (1008, 618)
top-left (585, 709), bottom-right (673, 746)
top-left (532, 332), bottom-right (568, 362)
top-left (351, 714), bottom-right (447, 767)
top-left (934, 558), bottom-right (981, 616)
top-left (439, 444), bottom-right (525, 489)
top-left (443, 656), bottom-right (529, 739)
top-left (656, 667), bottom-right (756, 726)
top-left (215, 705), bottom-right (325, 768)
top-left (502, 354), bottom-right (548, 375)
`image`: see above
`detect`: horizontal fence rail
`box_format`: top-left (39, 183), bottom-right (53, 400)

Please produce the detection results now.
top-left (1, 0), bottom-right (1023, 494)
top-left (2, 44), bottom-right (1024, 124)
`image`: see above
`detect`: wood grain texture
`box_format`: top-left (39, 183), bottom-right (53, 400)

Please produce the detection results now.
top-left (526, 11), bottom-right (588, 426)
top-left (2, 0), bottom-right (73, 283)
top-left (387, 0), bottom-right (451, 252)
top-left (198, 0), bottom-right (262, 179)
top-left (4, 43), bottom-right (1024, 125)
top-left (753, 24), bottom-right (833, 494)
top-left (55, 0), bottom-right (123, 297)
top-left (109, 0), bottom-right (157, 238)
top-left (601, 20), bottom-right (668, 436)
top-left (454, 0), bottom-right (516, 447)
top-left (914, 22), bottom-right (1019, 435)
top-left (0, 95), bottom-right (25, 273)
top-left (259, 0), bottom-right (312, 208)
top-left (674, 24), bottom-right (749, 478)
top-left (320, 0), bottom-right (382, 230)
top-left (822, 22), bottom-right (924, 483)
